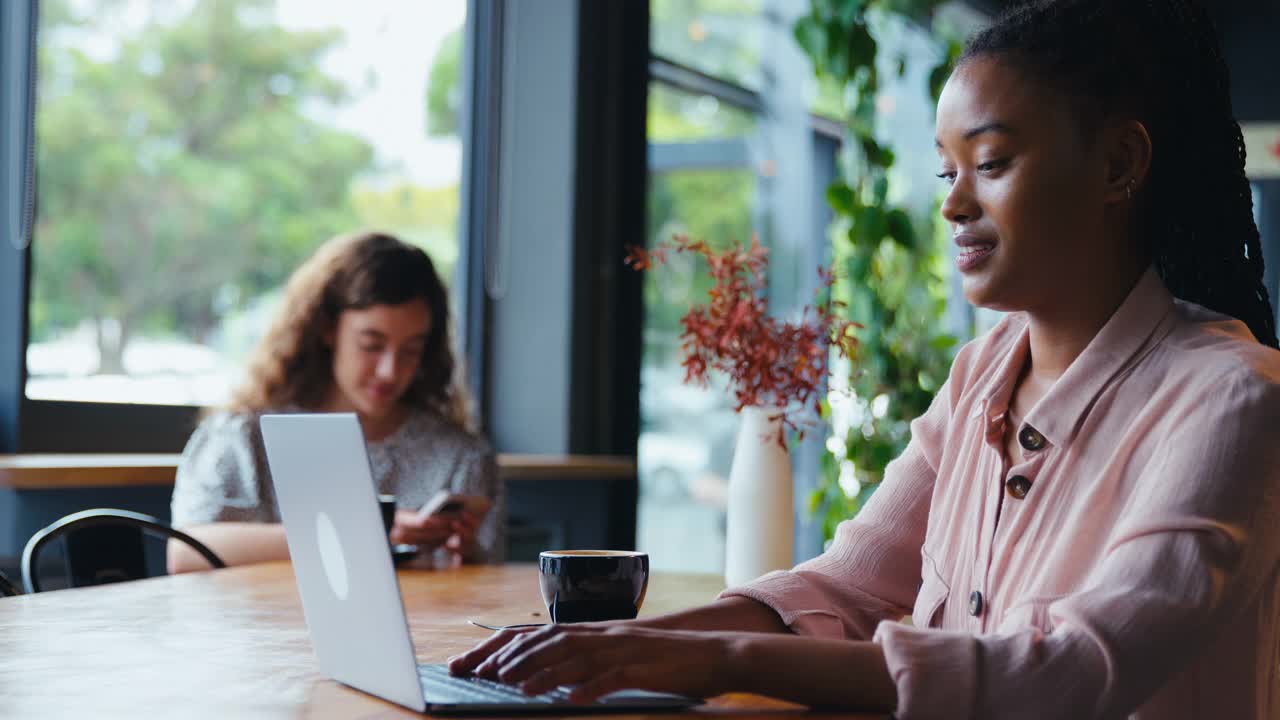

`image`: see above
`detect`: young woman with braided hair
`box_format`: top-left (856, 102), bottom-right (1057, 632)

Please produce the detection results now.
top-left (451, 1), bottom-right (1280, 717)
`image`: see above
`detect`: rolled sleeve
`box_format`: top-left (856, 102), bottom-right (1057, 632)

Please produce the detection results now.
top-left (874, 623), bottom-right (980, 718)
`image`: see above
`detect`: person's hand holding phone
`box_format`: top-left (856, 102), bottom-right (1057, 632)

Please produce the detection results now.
top-left (442, 509), bottom-right (483, 563)
top-left (409, 491), bottom-right (493, 564)
top-left (388, 510), bottom-right (454, 549)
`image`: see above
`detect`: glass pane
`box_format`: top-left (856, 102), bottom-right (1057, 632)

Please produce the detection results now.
top-left (639, 83), bottom-right (758, 573)
top-left (639, 169), bottom-right (755, 573)
top-left (648, 82), bottom-right (754, 142)
top-left (651, 0), bottom-right (763, 90)
top-left (28, 0), bottom-right (468, 406)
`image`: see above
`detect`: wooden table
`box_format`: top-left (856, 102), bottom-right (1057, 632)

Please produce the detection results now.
top-left (0, 563), bottom-right (887, 718)
top-left (0, 453), bottom-right (637, 489)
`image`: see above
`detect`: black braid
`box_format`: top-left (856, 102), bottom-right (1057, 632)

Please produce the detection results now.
top-left (962, 0), bottom-right (1278, 349)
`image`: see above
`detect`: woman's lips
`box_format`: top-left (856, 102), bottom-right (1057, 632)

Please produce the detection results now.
top-left (954, 235), bottom-right (996, 273)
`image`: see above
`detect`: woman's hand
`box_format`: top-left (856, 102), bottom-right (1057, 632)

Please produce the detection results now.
top-left (448, 620), bottom-right (898, 710)
top-left (442, 510), bottom-right (483, 561)
top-left (389, 509), bottom-right (484, 562)
top-left (389, 510), bottom-right (453, 549)
top-left (447, 624), bottom-right (741, 703)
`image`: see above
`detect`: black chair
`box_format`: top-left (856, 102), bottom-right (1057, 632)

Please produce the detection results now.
top-left (21, 509), bottom-right (225, 594)
top-left (0, 569), bottom-right (19, 597)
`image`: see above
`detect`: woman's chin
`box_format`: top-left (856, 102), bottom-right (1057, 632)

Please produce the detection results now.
top-left (356, 398), bottom-right (398, 421)
top-left (960, 275), bottom-right (997, 309)
top-left (961, 278), bottom-right (1016, 314)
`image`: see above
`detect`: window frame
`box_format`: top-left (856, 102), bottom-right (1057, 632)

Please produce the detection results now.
top-left (0, 0), bottom-right (37, 453)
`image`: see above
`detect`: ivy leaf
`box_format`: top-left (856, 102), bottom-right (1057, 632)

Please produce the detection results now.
top-left (793, 16), bottom-right (826, 68)
top-left (852, 205), bottom-right (887, 249)
top-left (872, 176), bottom-right (889, 206)
top-left (826, 182), bottom-right (857, 216)
top-left (860, 136), bottom-right (896, 168)
top-left (846, 23), bottom-right (877, 82)
top-left (930, 334), bottom-right (958, 352)
top-left (886, 208), bottom-right (916, 249)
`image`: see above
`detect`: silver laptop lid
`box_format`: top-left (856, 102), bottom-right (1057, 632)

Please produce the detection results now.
top-left (260, 412), bottom-right (426, 713)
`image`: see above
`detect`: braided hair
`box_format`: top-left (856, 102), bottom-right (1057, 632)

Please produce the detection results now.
top-left (962, 0), bottom-right (1278, 348)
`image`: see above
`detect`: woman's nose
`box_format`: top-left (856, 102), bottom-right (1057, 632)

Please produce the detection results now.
top-left (375, 351), bottom-right (398, 380)
top-left (940, 175), bottom-right (981, 226)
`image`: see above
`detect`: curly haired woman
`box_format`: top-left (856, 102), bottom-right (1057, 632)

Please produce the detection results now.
top-left (168, 232), bottom-right (502, 572)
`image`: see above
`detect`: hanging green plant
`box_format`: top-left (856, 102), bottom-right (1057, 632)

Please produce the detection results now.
top-left (793, 0), bottom-right (963, 540)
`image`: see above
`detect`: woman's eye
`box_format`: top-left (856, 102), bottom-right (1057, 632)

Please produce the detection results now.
top-left (976, 158), bottom-right (1008, 173)
top-left (360, 345), bottom-right (384, 354)
top-left (935, 170), bottom-right (957, 185)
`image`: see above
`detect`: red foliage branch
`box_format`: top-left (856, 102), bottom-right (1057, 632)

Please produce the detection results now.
top-left (626, 235), bottom-right (859, 446)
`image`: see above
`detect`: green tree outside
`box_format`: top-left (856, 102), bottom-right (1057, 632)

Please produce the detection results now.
top-left (33, 0), bottom-right (374, 373)
top-left (425, 27), bottom-right (463, 138)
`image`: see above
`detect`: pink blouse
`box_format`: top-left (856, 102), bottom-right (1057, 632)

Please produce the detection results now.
top-left (724, 269), bottom-right (1280, 719)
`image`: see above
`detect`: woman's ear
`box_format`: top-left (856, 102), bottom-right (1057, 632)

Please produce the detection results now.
top-left (1103, 119), bottom-right (1153, 204)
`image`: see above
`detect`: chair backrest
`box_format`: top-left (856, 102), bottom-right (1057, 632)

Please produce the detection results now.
top-left (0, 569), bottom-right (19, 597)
top-left (22, 509), bottom-right (226, 594)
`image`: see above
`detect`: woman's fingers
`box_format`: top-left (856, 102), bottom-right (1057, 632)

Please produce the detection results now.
top-left (456, 510), bottom-right (481, 531)
top-left (412, 514), bottom-right (453, 534)
top-left (454, 626), bottom-right (732, 706)
top-left (447, 628), bottom-right (532, 675)
top-left (518, 653), bottom-right (602, 696)
top-left (392, 512), bottom-right (453, 547)
top-left (449, 512), bottom-right (481, 540)
top-left (497, 630), bottom-right (608, 685)
top-left (478, 624), bottom-right (605, 680)
top-left (472, 629), bottom-right (543, 678)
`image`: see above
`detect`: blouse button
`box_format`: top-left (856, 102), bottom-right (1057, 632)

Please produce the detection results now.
top-left (968, 590), bottom-right (984, 617)
top-left (1006, 475), bottom-right (1033, 499)
top-left (1018, 424), bottom-right (1047, 452)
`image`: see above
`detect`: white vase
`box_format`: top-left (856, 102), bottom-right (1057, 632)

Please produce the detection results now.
top-left (724, 406), bottom-right (794, 587)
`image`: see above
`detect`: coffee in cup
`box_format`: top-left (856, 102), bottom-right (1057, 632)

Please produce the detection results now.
top-left (538, 550), bottom-right (649, 623)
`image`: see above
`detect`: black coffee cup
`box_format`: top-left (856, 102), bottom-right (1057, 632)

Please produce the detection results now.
top-left (377, 494), bottom-right (396, 537)
top-left (538, 550), bottom-right (649, 623)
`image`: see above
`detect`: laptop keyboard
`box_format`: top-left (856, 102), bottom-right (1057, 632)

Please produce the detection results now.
top-left (418, 663), bottom-right (574, 705)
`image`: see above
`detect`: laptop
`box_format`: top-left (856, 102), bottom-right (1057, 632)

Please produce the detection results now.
top-left (259, 412), bottom-right (699, 715)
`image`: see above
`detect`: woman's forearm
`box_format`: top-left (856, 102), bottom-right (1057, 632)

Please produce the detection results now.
top-left (168, 522), bottom-right (289, 573)
top-left (636, 596), bottom-right (791, 634)
top-left (727, 633), bottom-right (897, 710)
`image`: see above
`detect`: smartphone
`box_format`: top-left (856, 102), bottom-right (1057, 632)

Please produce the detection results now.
top-left (417, 490), bottom-right (492, 520)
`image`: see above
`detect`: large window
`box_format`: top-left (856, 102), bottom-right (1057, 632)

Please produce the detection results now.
top-left (639, 0), bottom-right (838, 572)
top-left (27, 0), bottom-right (468, 406)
